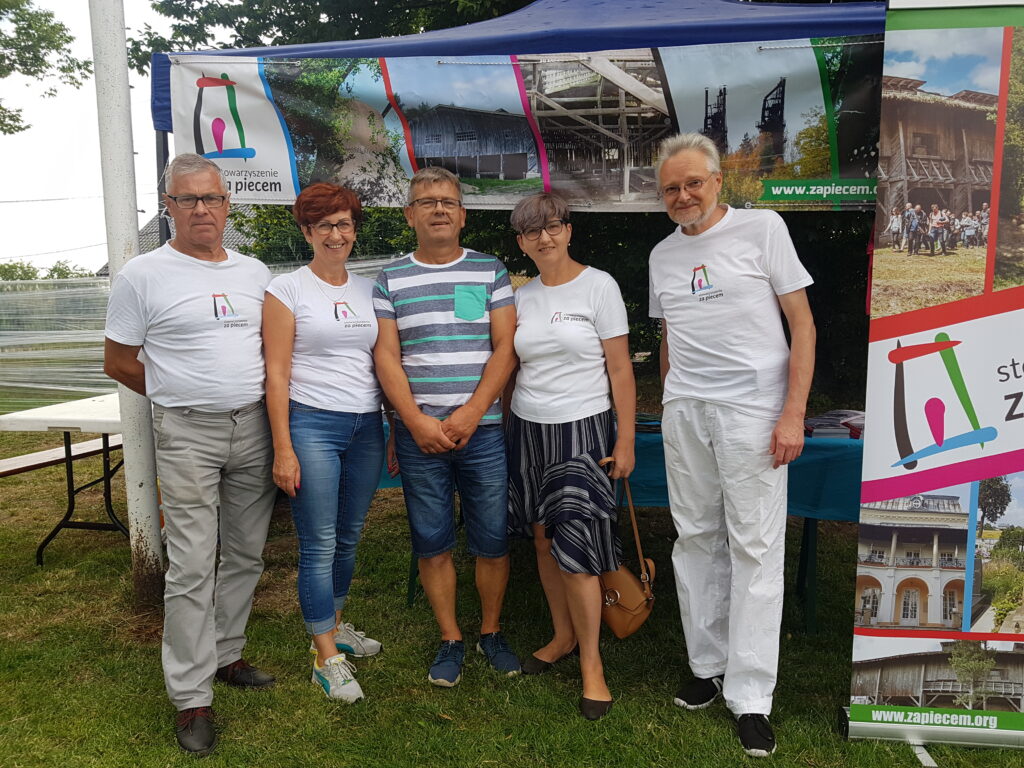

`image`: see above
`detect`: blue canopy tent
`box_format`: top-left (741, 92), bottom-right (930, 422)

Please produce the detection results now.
top-left (151, 0), bottom-right (886, 131)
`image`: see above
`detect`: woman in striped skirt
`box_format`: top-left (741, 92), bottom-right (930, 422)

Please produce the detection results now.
top-left (506, 193), bottom-right (636, 720)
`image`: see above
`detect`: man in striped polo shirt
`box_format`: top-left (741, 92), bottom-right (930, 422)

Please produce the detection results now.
top-left (373, 167), bottom-right (521, 686)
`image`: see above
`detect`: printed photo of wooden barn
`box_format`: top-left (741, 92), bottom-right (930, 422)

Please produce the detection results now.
top-left (407, 105), bottom-right (541, 186)
top-left (852, 639), bottom-right (1024, 713)
top-left (874, 75), bottom-right (996, 223)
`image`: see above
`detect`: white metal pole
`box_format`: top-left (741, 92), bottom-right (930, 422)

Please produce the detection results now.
top-left (89, 0), bottom-right (164, 606)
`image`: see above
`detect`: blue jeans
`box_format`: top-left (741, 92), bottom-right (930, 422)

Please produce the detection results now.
top-left (288, 402), bottom-right (385, 635)
top-left (394, 422), bottom-right (509, 559)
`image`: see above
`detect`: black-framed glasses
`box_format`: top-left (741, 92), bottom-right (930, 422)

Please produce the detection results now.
top-left (311, 219), bottom-right (356, 235)
top-left (520, 220), bottom-right (567, 240)
top-left (659, 172), bottom-right (718, 199)
top-left (410, 197), bottom-right (462, 211)
top-left (165, 194), bottom-right (227, 209)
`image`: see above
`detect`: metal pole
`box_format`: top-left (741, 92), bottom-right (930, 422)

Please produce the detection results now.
top-left (89, 0), bottom-right (164, 608)
top-left (156, 131), bottom-right (171, 245)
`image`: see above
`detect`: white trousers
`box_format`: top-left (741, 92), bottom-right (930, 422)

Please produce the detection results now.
top-left (662, 398), bottom-right (787, 716)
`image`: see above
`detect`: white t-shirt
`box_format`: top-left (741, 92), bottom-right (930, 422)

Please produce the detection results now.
top-left (266, 266), bottom-right (381, 413)
top-left (648, 206), bottom-right (813, 420)
top-left (105, 243), bottom-right (271, 410)
top-left (512, 266), bottom-right (629, 424)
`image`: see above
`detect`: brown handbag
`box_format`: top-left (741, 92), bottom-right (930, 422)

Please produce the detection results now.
top-left (598, 464), bottom-right (655, 639)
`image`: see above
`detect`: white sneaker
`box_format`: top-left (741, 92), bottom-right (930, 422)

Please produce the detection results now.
top-left (332, 623), bottom-right (382, 657)
top-left (311, 654), bottom-right (364, 702)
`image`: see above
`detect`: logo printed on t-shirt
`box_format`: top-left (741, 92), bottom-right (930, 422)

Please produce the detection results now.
top-left (690, 265), bottom-right (724, 303)
top-left (333, 300), bottom-right (372, 329)
top-left (211, 292), bottom-right (250, 328)
top-left (550, 311), bottom-right (589, 325)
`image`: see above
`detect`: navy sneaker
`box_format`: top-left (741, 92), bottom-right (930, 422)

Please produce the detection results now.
top-left (476, 631), bottom-right (521, 676)
top-left (428, 640), bottom-right (465, 687)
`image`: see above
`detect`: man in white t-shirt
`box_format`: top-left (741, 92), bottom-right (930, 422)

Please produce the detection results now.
top-left (104, 154), bottom-right (277, 757)
top-left (648, 133), bottom-right (816, 758)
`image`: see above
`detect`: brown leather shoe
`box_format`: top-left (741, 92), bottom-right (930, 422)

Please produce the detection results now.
top-left (175, 706), bottom-right (217, 755)
top-left (214, 659), bottom-right (275, 689)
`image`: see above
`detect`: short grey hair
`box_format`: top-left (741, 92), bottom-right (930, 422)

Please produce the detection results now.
top-left (163, 153), bottom-right (226, 192)
top-left (407, 166), bottom-right (462, 204)
top-left (510, 193), bottom-right (570, 233)
top-left (656, 133), bottom-right (721, 177)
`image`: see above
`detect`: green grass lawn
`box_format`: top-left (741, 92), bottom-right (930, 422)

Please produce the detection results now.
top-left (1, 433), bottom-right (1020, 767)
top-left (870, 245), bottom-right (987, 319)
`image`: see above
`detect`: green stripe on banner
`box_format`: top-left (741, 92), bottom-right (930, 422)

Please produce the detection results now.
top-left (394, 293), bottom-right (455, 306)
top-left (400, 334), bottom-right (491, 346)
top-left (761, 178), bottom-right (877, 202)
top-left (887, 7), bottom-right (1024, 30)
top-left (850, 704), bottom-right (1024, 731)
top-left (408, 376), bottom-right (482, 383)
top-left (809, 38), bottom-right (841, 208)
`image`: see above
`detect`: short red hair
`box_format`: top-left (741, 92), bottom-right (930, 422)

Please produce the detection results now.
top-left (292, 182), bottom-right (363, 229)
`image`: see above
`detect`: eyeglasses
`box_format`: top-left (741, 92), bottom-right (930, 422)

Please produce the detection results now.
top-left (165, 194), bottom-right (227, 209)
top-left (410, 197), bottom-right (462, 211)
top-left (519, 220), bottom-right (568, 241)
top-left (311, 219), bottom-right (356, 235)
top-left (659, 172), bottom-right (718, 199)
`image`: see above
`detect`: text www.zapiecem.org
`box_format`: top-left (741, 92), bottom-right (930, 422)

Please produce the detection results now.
top-left (870, 709), bottom-right (999, 729)
top-left (764, 181), bottom-right (875, 197)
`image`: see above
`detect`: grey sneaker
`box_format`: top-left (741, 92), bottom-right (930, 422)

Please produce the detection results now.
top-left (476, 631), bottom-right (521, 676)
top-left (312, 654), bottom-right (364, 702)
top-left (428, 640), bottom-right (465, 687)
top-left (309, 623), bottom-right (383, 658)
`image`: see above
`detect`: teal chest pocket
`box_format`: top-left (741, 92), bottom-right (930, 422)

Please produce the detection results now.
top-left (454, 284), bottom-right (487, 321)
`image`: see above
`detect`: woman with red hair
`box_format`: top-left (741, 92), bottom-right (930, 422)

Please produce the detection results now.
top-left (263, 182), bottom-right (384, 702)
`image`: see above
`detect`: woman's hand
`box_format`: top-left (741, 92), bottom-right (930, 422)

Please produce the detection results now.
top-left (386, 430), bottom-right (400, 477)
top-left (273, 449), bottom-right (301, 497)
top-left (605, 440), bottom-right (635, 480)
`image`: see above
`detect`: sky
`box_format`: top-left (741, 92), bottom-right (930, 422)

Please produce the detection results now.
top-left (883, 27), bottom-right (1004, 96)
top-left (0, 1), bottom-right (170, 273)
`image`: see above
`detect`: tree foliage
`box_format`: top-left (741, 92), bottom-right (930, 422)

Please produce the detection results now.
top-left (948, 641), bottom-right (997, 710)
top-left (0, 258), bottom-right (92, 280)
top-left (0, 259), bottom-right (39, 280)
top-left (128, 0), bottom-right (535, 74)
top-left (1000, 29), bottom-right (1024, 218)
top-left (978, 476), bottom-right (1012, 532)
top-left (0, 0), bottom-right (92, 134)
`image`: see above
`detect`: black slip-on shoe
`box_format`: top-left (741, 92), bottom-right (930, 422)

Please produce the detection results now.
top-left (672, 674), bottom-right (724, 710)
top-left (737, 713), bottom-right (777, 757)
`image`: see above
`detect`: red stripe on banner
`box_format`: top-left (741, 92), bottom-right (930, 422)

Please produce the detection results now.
top-left (986, 27), bottom-right (1014, 294)
top-left (860, 447), bottom-right (1024, 503)
top-left (886, 340), bottom-right (960, 363)
top-left (868, 284), bottom-right (1024, 341)
top-left (855, 628), bottom-right (1015, 642)
top-left (511, 55), bottom-right (550, 193)
top-left (379, 58), bottom-right (418, 173)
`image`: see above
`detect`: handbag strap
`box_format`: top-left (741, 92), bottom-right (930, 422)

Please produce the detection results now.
top-left (600, 458), bottom-right (651, 587)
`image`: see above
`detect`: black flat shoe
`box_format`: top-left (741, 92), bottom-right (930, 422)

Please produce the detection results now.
top-left (521, 645), bottom-right (578, 676)
top-left (580, 697), bottom-right (613, 721)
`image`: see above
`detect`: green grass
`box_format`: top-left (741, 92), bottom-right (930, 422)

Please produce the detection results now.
top-left (1, 432), bottom-right (1020, 767)
top-left (460, 177), bottom-right (545, 196)
top-left (870, 245), bottom-right (987, 318)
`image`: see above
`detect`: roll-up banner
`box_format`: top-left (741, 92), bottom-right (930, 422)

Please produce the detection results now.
top-left (851, 1), bottom-right (1024, 751)
top-left (166, 34), bottom-right (883, 211)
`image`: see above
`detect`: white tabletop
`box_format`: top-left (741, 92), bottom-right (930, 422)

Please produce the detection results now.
top-left (0, 393), bottom-right (121, 434)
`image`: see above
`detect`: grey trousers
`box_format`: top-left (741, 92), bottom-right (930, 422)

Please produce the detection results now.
top-left (152, 401), bottom-right (276, 710)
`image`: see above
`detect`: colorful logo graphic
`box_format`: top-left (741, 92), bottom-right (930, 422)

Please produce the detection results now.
top-left (212, 293), bottom-right (240, 319)
top-left (334, 302), bottom-right (356, 321)
top-left (551, 311), bottom-right (562, 323)
top-left (691, 264), bottom-right (713, 294)
top-left (889, 332), bottom-right (997, 470)
top-left (193, 73), bottom-right (256, 160)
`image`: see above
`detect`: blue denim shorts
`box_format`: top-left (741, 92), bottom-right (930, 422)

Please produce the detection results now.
top-left (394, 422), bottom-right (509, 559)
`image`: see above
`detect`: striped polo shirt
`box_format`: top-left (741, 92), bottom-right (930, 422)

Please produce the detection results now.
top-left (373, 249), bottom-right (514, 424)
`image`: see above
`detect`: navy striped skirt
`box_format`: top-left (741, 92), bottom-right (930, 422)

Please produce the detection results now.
top-left (506, 409), bottom-right (622, 575)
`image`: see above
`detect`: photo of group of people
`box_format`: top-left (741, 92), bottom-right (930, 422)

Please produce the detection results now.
top-left (882, 202), bottom-right (991, 255)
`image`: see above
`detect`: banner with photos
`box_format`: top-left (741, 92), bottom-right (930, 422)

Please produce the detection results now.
top-left (852, 4), bottom-right (1024, 751)
top-left (168, 35), bottom-right (882, 211)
